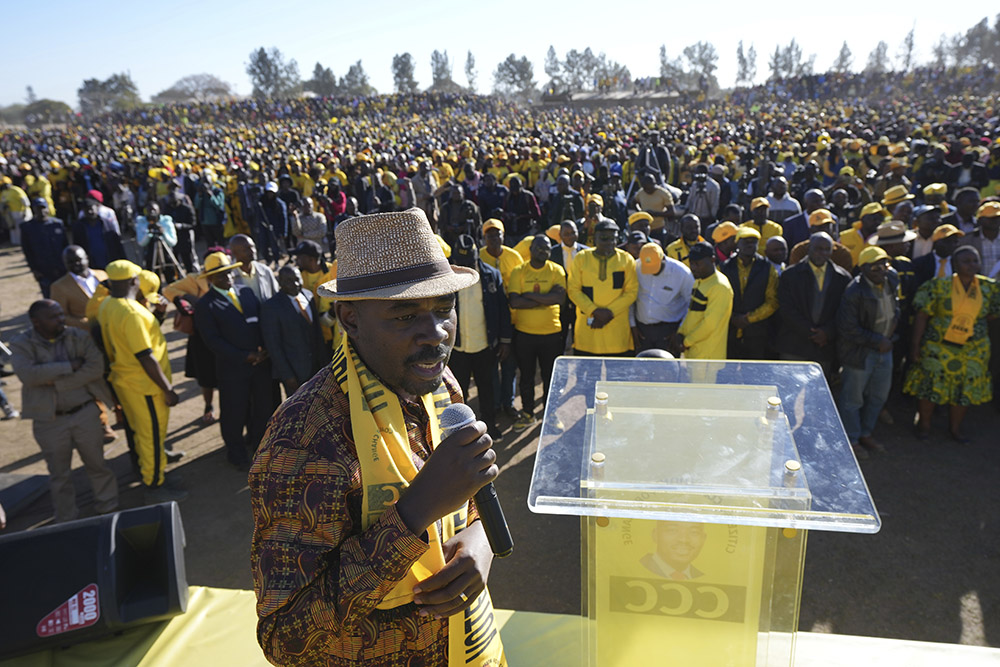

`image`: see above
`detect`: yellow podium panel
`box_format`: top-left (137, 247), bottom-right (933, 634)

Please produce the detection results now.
top-left (530, 359), bottom-right (878, 667)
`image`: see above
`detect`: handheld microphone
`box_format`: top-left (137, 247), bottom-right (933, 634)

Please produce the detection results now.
top-left (439, 403), bottom-right (514, 558)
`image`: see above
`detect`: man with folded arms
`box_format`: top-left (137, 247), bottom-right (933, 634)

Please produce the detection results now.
top-left (11, 300), bottom-right (119, 522)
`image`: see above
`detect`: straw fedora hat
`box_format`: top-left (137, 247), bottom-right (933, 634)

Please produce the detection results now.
top-left (881, 185), bottom-right (915, 208)
top-left (200, 251), bottom-right (241, 277)
top-left (870, 220), bottom-right (917, 246)
top-left (319, 208), bottom-right (478, 300)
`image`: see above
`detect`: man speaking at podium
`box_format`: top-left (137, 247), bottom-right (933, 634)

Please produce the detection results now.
top-left (249, 209), bottom-right (507, 666)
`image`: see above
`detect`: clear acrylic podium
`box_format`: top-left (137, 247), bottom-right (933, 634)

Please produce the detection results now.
top-left (528, 358), bottom-right (880, 667)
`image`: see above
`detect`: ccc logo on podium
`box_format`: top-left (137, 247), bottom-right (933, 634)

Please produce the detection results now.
top-left (609, 576), bottom-right (747, 623)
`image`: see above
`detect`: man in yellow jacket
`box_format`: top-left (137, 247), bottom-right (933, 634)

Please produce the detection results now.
top-left (568, 219), bottom-right (638, 356)
top-left (840, 202), bottom-right (889, 266)
top-left (677, 242), bottom-right (734, 359)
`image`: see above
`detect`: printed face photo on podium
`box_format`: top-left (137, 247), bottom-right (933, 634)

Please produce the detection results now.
top-left (640, 521), bottom-right (708, 580)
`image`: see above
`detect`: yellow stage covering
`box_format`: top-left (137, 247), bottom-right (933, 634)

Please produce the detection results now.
top-left (2, 586), bottom-right (998, 666)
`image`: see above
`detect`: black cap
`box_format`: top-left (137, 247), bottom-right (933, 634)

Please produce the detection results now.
top-left (291, 240), bottom-right (322, 257)
top-left (627, 230), bottom-right (649, 244)
top-left (453, 234), bottom-right (476, 257)
top-left (594, 218), bottom-right (620, 233)
top-left (687, 241), bottom-right (715, 262)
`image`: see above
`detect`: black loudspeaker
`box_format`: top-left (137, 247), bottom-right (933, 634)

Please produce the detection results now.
top-left (0, 502), bottom-right (187, 660)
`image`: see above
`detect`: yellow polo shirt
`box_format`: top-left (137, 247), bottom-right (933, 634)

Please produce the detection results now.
top-left (507, 260), bottom-right (567, 335)
top-left (480, 246), bottom-right (523, 286)
top-left (98, 296), bottom-right (170, 395)
top-left (678, 270), bottom-right (734, 360)
top-left (665, 237), bottom-right (705, 267)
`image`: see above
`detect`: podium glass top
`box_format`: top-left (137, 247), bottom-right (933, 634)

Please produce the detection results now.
top-left (527, 358), bottom-right (880, 534)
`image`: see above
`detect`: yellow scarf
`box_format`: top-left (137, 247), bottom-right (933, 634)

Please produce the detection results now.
top-left (331, 338), bottom-right (507, 667)
top-left (944, 275), bottom-right (982, 345)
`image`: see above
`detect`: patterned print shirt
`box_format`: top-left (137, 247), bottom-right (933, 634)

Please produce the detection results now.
top-left (250, 363), bottom-right (475, 666)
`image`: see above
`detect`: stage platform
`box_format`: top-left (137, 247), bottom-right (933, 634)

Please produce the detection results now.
top-left (2, 586), bottom-right (998, 666)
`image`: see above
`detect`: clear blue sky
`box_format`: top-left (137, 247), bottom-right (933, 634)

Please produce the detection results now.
top-left (2, 0), bottom-right (991, 109)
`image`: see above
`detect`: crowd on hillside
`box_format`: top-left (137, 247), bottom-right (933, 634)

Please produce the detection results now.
top-left (1, 81), bottom-right (1000, 521)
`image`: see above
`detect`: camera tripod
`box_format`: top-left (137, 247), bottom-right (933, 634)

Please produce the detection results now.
top-left (145, 231), bottom-right (186, 284)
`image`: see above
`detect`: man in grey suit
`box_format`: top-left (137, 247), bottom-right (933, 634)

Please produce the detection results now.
top-left (261, 265), bottom-right (331, 396)
top-left (230, 234), bottom-right (279, 303)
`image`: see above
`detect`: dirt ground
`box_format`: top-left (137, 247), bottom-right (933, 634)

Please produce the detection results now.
top-left (1, 243), bottom-right (999, 648)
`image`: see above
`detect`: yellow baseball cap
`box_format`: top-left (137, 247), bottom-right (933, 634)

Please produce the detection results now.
top-left (736, 226), bottom-right (761, 240)
top-left (138, 270), bottom-right (161, 298)
top-left (105, 260), bottom-right (142, 281)
top-left (809, 209), bottom-right (835, 227)
top-left (858, 246), bottom-right (890, 266)
top-left (977, 201), bottom-right (1000, 218)
top-left (930, 224), bottom-right (964, 243)
top-left (628, 211), bottom-right (654, 226)
top-left (482, 218), bottom-right (504, 234)
top-left (712, 221), bottom-right (739, 243)
top-left (639, 243), bottom-right (665, 274)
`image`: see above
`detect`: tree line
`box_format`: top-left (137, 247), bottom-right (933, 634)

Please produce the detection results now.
top-left (1, 13), bottom-right (997, 124)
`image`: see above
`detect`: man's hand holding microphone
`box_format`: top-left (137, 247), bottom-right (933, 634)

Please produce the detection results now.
top-left (396, 403), bottom-right (513, 619)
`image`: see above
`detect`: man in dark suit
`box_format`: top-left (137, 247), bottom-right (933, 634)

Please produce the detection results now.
top-left (776, 232), bottom-right (852, 376)
top-left (549, 220), bottom-right (588, 352)
top-left (720, 227), bottom-right (779, 360)
top-left (261, 265), bottom-right (331, 397)
top-left (940, 187), bottom-right (980, 234)
top-left (194, 251), bottom-right (277, 470)
top-left (782, 189), bottom-right (826, 251)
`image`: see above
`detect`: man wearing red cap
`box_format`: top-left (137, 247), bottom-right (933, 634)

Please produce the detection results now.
top-left (71, 190), bottom-right (125, 270)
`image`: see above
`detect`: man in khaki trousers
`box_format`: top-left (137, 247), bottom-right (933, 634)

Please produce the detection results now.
top-left (10, 300), bottom-right (118, 523)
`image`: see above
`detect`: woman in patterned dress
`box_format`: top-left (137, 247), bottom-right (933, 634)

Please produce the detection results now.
top-left (905, 246), bottom-right (1000, 442)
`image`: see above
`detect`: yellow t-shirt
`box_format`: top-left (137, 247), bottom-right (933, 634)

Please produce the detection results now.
top-left (507, 260), bottom-right (567, 335)
top-left (512, 236), bottom-right (534, 263)
top-left (98, 297), bottom-right (170, 395)
top-left (480, 246), bottom-right (523, 286)
top-left (739, 219), bottom-right (783, 253)
top-left (636, 187), bottom-right (674, 230)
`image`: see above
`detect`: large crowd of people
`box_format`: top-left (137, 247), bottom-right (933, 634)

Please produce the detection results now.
top-left (2, 76), bottom-right (1000, 517)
